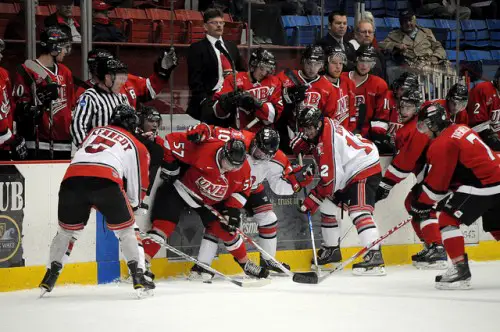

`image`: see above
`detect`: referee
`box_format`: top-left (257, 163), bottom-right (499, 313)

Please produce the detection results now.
top-left (71, 57), bottom-right (129, 147)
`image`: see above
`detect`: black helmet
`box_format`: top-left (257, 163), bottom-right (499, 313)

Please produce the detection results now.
top-left (446, 83), bottom-right (468, 102)
top-left (110, 104), bottom-right (139, 133)
top-left (399, 88), bottom-right (422, 105)
top-left (250, 127), bottom-right (280, 160)
top-left (392, 72), bottom-right (419, 92)
top-left (302, 45), bottom-right (325, 63)
top-left (96, 58), bottom-right (128, 81)
top-left (40, 26), bottom-right (70, 55)
top-left (88, 49), bottom-right (114, 75)
top-left (249, 48), bottom-right (276, 73)
top-left (417, 102), bottom-right (450, 133)
top-left (356, 45), bottom-right (377, 63)
top-left (220, 138), bottom-right (246, 169)
top-left (297, 107), bottom-right (323, 128)
top-left (325, 46), bottom-right (347, 65)
top-left (138, 106), bottom-right (162, 127)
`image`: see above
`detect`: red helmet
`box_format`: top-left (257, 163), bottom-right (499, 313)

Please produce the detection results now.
top-left (93, 0), bottom-right (113, 11)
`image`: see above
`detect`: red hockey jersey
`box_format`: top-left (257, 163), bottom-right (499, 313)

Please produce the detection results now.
top-left (383, 116), bottom-right (430, 185)
top-left (0, 67), bottom-right (14, 150)
top-left (343, 71), bottom-right (390, 138)
top-left (163, 132), bottom-right (252, 209)
top-left (421, 99), bottom-right (468, 125)
top-left (213, 72), bottom-right (283, 132)
top-left (385, 90), bottom-right (404, 141)
top-left (14, 61), bottom-right (74, 148)
top-left (416, 124), bottom-right (500, 206)
top-left (467, 81), bottom-right (500, 137)
top-left (74, 72), bottom-right (166, 108)
top-left (325, 76), bottom-right (357, 132)
top-left (64, 125), bottom-right (150, 207)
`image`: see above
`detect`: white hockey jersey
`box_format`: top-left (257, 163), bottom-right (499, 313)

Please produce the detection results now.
top-left (247, 150), bottom-right (295, 195)
top-left (63, 125), bottom-right (150, 208)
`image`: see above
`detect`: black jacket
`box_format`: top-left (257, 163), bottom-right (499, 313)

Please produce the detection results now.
top-left (316, 33), bottom-right (357, 72)
top-left (92, 22), bottom-right (126, 42)
top-left (186, 37), bottom-right (245, 121)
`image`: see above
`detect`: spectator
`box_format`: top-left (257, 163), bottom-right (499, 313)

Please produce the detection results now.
top-left (348, 19), bottom-right (386, 80)
top-left (186, 8), bottom-right (245, 122)
top-left (316, 10), bottom-right (356, 71)
top-left (412, 0), bottom-right (471, 20)
top-left (379, 10), bottom-right (447, 69)
top-left (44, 1), bottom-right (82, 42)
top-left (92, 0), bottom-right (127, 42)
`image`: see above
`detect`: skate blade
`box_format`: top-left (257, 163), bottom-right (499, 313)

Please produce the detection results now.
top-left (39, 287), bottom-right (49, 298)
top-left (135, 288), bottom-right (154, 299)
top-left (312, 262), bottom-right (341, 272)
top-left (187, 273), bottom-right (214, 284)
top-left (352, 266), bottom-right (387, 276)
top-left (122, 275), bottom-right (133, 284)
top-left (435, 278), bottom-right (472, 290)
top-left (413, 260), bottom-right (448, 270)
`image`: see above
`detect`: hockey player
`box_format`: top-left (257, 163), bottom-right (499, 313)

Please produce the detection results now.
top-left (342, 46), bottom-right (390, 145)
top-left (75, 48), bottom-right (178, 107)
top-left (276, 45), bottom-right (336, 152)
top-left (467, 68), bottom-right (500, 151)
top-left (0, 39), bottom-right (26, 160)
top-left (412, 103), bottom-right (500, 289)
top-left (421, 83), bottom-right (469, 125)
top-left (39, 104), bottom-right (154, 296)
top-left (375, 89), bottom-right (448, 269)
top-left (212, 48), bottom-right (282, 132)
top-left (323, 47), bottom-right (357, 132)
top-left (142, 134), bottom-right (269, 279)
top-left (185, 125), bottom-right (315, 279)
top-left (14, 27), bottom-right (74, 159)
top-left (386, 72), bottom-right (419, 142)
top-left (291, 107), bottom-right (386, 275)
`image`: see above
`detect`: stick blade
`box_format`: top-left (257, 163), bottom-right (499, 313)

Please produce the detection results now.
top-left (292, 272), bottom-right (319, 284)
top-left (236, 278), bottom-right (272, 288)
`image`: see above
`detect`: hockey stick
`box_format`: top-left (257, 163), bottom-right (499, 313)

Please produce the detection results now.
top-left (24, 59), bottom-right (55, 159)
top-left (140, 232), bottom-right (270, 288)
top-left (292, 216), bottom-right (412, 284)
top-left (175, 180), bottom-right (294, 277)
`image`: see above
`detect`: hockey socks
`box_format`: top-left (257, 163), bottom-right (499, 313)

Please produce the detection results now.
top-left (439, 212), bottom-right (465, 262)
top-left (143, 219), bottom-right (177, 260)
top-left (321, 213), bottom-right (340, 247)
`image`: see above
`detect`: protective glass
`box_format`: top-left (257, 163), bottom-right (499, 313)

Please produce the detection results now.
top-left (398, 101), bottom-right (417, 118)
top-left (257, 62), bottom-right (275, 75)
top-left (250, 145), bottom-right (273, 161)
top-left (416, 119), bottom-right (431, 133)
top-left (220, 156), bottom-right (243, 172)
top-left (328, 54), bottom-right (346, 65)
top-left (450, 98), bottom-right (468, 114)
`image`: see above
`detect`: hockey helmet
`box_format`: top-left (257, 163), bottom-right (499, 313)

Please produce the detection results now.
top-left (88, 49), bottom-right (114, 75)
top-left (356, 45), bottom-right (377, 63)
top-left (392, 72), bottom-right (419, 93)
top-left (96, 58), bottom-right (128, 81)
top-left (325, 46), bottom-right (347, 65)
top-left (297, 107), bottom-right (323, 129)
top-left (40, 26), bottom-right (70, 55)
top-left (219, 138), bottom-right (247, 171)
top-left (250, 127), bottom-right (280, 160)
top-left (417, 102), bottom-right (450, 134)
top-left (138, 106), bottom-right (162, 127)
top-left (446, 83), bottom-right (468, 114)
top-left (302, 45), bottom-right (325, 64)
top-left (249, 48), bottom-right (276, 74)
top-left (110, 104), bottom-right (140, 133)
top-left (398, 89), bottom-right (422, 122)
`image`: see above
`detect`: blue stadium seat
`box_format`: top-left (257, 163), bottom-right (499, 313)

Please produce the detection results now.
top-left (384, 17), bottom-right (400, 29)
top-left (375, 27), bottom-right (392, 42)
top-left (417, 19), bottom-right (436, 29)
top-left (461, 20), bottom-right (489, 48)
top-left (347, 16), bottom-right (354, 28)
top-left (386, 0), bottom-right (408, 17)
top-left (374, 17), bottom-right (386, 29)
top-left (446, 50), bottom-right (466, 63)
top-left (281, 16), bottom-right (317, 46)
top-left (365, 0), bottom-right (385, 17)
top-left (281, 16), bottom-right (297, 45)
top-left (435, 19), bottom-right (461, 49)
top-left (491, 50), bottom-right (500, 61)
top-left (465, 50), bottom-right (493, 62)
top-left (486, 19), bottom-right (500, 48)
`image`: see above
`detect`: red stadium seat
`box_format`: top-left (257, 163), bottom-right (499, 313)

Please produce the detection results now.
top-left (145, 8), bottom-right (186, 44)
top-left (114, 8), bottom-right (154, 43)
top-left (0, 3), bottom-right (19, 20)
top-left (175, 10), bottom-right (203, 21)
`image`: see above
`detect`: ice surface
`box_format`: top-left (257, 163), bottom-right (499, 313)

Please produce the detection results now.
top-left (1, 262), bottom-right (499, 332)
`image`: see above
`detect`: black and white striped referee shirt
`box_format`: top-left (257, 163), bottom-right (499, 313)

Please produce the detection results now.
top-left (71, 86), bottom-right (130, 147)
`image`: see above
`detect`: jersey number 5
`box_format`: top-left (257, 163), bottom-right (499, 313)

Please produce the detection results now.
top-left (85, 136), bottom-right (116, 154)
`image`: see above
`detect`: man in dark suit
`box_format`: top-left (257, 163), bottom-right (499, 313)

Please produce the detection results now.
top-left (186, 8), bottom-right (245, 122)
top-left (316, 11), bottom-right (356, 72)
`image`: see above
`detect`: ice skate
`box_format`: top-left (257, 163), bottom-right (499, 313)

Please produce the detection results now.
top-left (188, 264), bottom-right (215, 283)
top-left (435, 254), bottom-right (472, 290)
top-left (312, 245), bottom-right (342, 270)
top-left (260, 256), bottom-right (290, 276)
top-left (128, 261), bottom-right (155, 298)
top-left (39, 261), bottom-right (63, 297)
top-left (238, 259), bottom-right (269, 279)
top-left (352, 249), bottom-right (386, 276)
top-left (413, 243), bottom-right (448, 270)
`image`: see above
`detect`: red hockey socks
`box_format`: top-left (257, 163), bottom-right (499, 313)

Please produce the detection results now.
top-left (143, 219), bottom-right (177, 259)
top-left (411, 220), bottom-right (425, 241)
top-left (439, 212), bottom-right (465, 261)
top-left (206, 222), bottom-right (247, 261)
top-left (420, 216), bottom-right (442, 245)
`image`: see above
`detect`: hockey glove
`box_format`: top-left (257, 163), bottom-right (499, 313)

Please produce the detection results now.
top-left (375, 179), bottom-right (395, 203)
top-left (478, 128), bottom-right (500, 152)
top-left (290, 132), bottom-right (311, 155)
top-left (160, 160), bottom-right (180, 183)
top-left (36, 82), bottom-right (59, 106)
top-left (220, 207), bottom-right (243, 233)
top-left (371, 133), bottom-right (396, 155)
top-left (218, 91), bottom-right (242, 113)
top-left (154, 47), bottom-right (178, 79)
top-left (299, 190), bottom-right (322, 215)
top-left (238, 92), bottom-right (263, 112)
top-left (186, 123), bottom-right (212, 143)
top-left (408, 200), bottom-right (432, 222)
top-left (287, 163), bottom-right (316, 193)
top-left (9, 136), bottom-right (27, 161)
top-left (283, 85), bottom-right (307, 104)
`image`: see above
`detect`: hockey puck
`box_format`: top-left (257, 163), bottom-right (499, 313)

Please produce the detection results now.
top-left (292, 272), bottom-right (319, 284)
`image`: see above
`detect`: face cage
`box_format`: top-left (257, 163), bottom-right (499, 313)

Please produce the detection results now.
top-left (250, 142), bottom-right (274, 161)
top-left (328, 54), bottom-right (347, 65)
top-left (416, 118), bottom-right (433, 134)
top-left (449, 98), bottom-right (468, 113)
top-left (303, 59), bottom-right (324, 70)
top-left (357, 58), bottom-right (376, 68)
top-left (220, 155), bottom-right (244, 172)
top-left (398, 102), bottom-right (417, 118)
